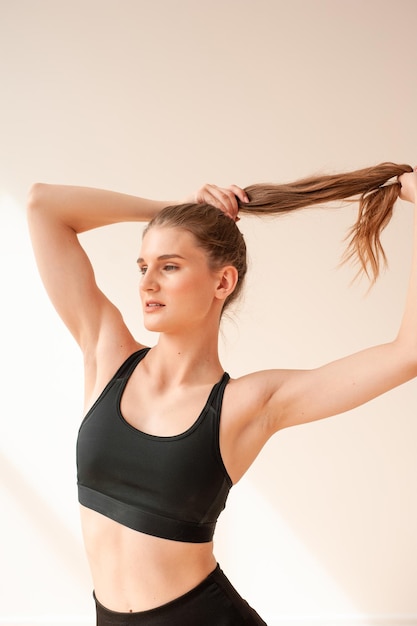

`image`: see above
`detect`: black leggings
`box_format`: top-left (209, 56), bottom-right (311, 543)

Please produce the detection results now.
top-left (94, 564), bottom-right (267, 625)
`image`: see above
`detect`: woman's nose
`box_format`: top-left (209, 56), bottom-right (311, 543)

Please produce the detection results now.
top-left (140, 269), bottom-right (159, 291)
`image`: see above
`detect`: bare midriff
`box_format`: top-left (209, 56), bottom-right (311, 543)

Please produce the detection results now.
top-left (80, 505), bottom-right (217, 612)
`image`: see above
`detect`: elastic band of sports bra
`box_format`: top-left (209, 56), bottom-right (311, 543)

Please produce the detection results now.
top-left (78, 484), bottom-right (216, 543)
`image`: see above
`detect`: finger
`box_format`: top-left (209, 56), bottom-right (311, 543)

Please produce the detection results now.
top-left (196, 184), bottom-right (243, 221)
top-left (227, 184), bottom-right (250, 204)
top-left (195, 184), bottom-right (226, 209)
top-left (205, 185), bottom-right (239, 218)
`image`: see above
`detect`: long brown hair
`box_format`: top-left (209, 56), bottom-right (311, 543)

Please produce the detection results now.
top-left (145, 162), bottom-right (412, 312)
top-left (241, 162), bottom-right (413, 280)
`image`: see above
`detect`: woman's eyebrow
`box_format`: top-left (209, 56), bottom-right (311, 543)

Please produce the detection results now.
top-left (136, 253), bottom-right (185, 264)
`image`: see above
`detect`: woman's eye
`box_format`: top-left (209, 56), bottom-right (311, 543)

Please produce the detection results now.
top-left (138, 264), bottom-right (178, 275)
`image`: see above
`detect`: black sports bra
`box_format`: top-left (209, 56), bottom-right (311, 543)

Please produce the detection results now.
top-left (76, 348), bottom-right (233, 543)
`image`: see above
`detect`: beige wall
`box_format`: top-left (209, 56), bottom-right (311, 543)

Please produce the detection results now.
top-left (1, 1), bottom-right (417, 624)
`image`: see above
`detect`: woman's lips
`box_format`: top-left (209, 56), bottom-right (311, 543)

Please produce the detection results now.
top-left (145, 301), bottom-right (165, 311)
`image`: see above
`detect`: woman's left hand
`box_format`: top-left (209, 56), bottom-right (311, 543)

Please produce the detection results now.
top-left (186, 183), bottom-right (249, 221)
top-left (399, 167), bottom-right (417, 204)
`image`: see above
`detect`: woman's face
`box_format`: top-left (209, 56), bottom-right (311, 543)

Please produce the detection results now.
top-left (137, 226), bottom-right (222, 334)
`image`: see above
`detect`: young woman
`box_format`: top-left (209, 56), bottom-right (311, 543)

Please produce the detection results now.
top-left (27, 163), bottom-right (417, 625)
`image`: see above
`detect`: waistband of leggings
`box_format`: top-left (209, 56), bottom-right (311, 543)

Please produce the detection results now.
top-left (93, 563), bottom-right (222, 618)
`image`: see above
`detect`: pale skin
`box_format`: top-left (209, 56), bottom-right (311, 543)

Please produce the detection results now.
top-left (27, 170), bottom-right (417, 612)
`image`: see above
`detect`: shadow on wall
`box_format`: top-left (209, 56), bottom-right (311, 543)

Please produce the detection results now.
top-left (0, 452), bottom-right (90, 593)
top-left (246, 402), bottom-right (417, 616)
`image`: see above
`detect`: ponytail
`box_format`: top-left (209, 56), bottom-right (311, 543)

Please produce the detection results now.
top-left (239, 162), bottom-right (413, 281)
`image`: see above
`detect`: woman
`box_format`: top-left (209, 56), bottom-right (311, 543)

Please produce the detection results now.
top-left (27, 163), bottom-right (417, 625)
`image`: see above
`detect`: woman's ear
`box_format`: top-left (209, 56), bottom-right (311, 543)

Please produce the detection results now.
top-left (215, 266), bottom-right (239, 302)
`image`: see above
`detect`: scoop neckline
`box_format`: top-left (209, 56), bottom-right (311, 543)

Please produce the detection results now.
top-left (116, 351), bottom-right (228, 440)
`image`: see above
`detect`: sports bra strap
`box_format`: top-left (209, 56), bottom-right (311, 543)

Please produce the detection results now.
top-left (112, 348), bottom-right (151, 380)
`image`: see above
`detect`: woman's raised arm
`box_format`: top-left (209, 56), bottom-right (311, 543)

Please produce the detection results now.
top-left (27, 184), bottom-right (173, 353)
top-left (230, 170), bottom-right (417, 444)
top-left (261, 169), bottom-right (417, 432)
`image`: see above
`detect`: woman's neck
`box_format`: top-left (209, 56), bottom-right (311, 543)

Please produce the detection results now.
top-left (145, 330), bottom-right (223, 386)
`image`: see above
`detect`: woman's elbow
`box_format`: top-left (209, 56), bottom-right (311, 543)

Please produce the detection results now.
top-left (26, 182), bottom-right (50, 213)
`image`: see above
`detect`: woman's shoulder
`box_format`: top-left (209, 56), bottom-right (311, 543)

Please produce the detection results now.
top-left (222, 368), bottom-right (289, 426)
top-left (227, 368), bottom-right (289, 398)
top-left (83, 338), bottom-right (147, 412)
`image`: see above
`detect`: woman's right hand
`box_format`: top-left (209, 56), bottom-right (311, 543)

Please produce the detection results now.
top-left (186, 183), bottom-right (249, 222)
